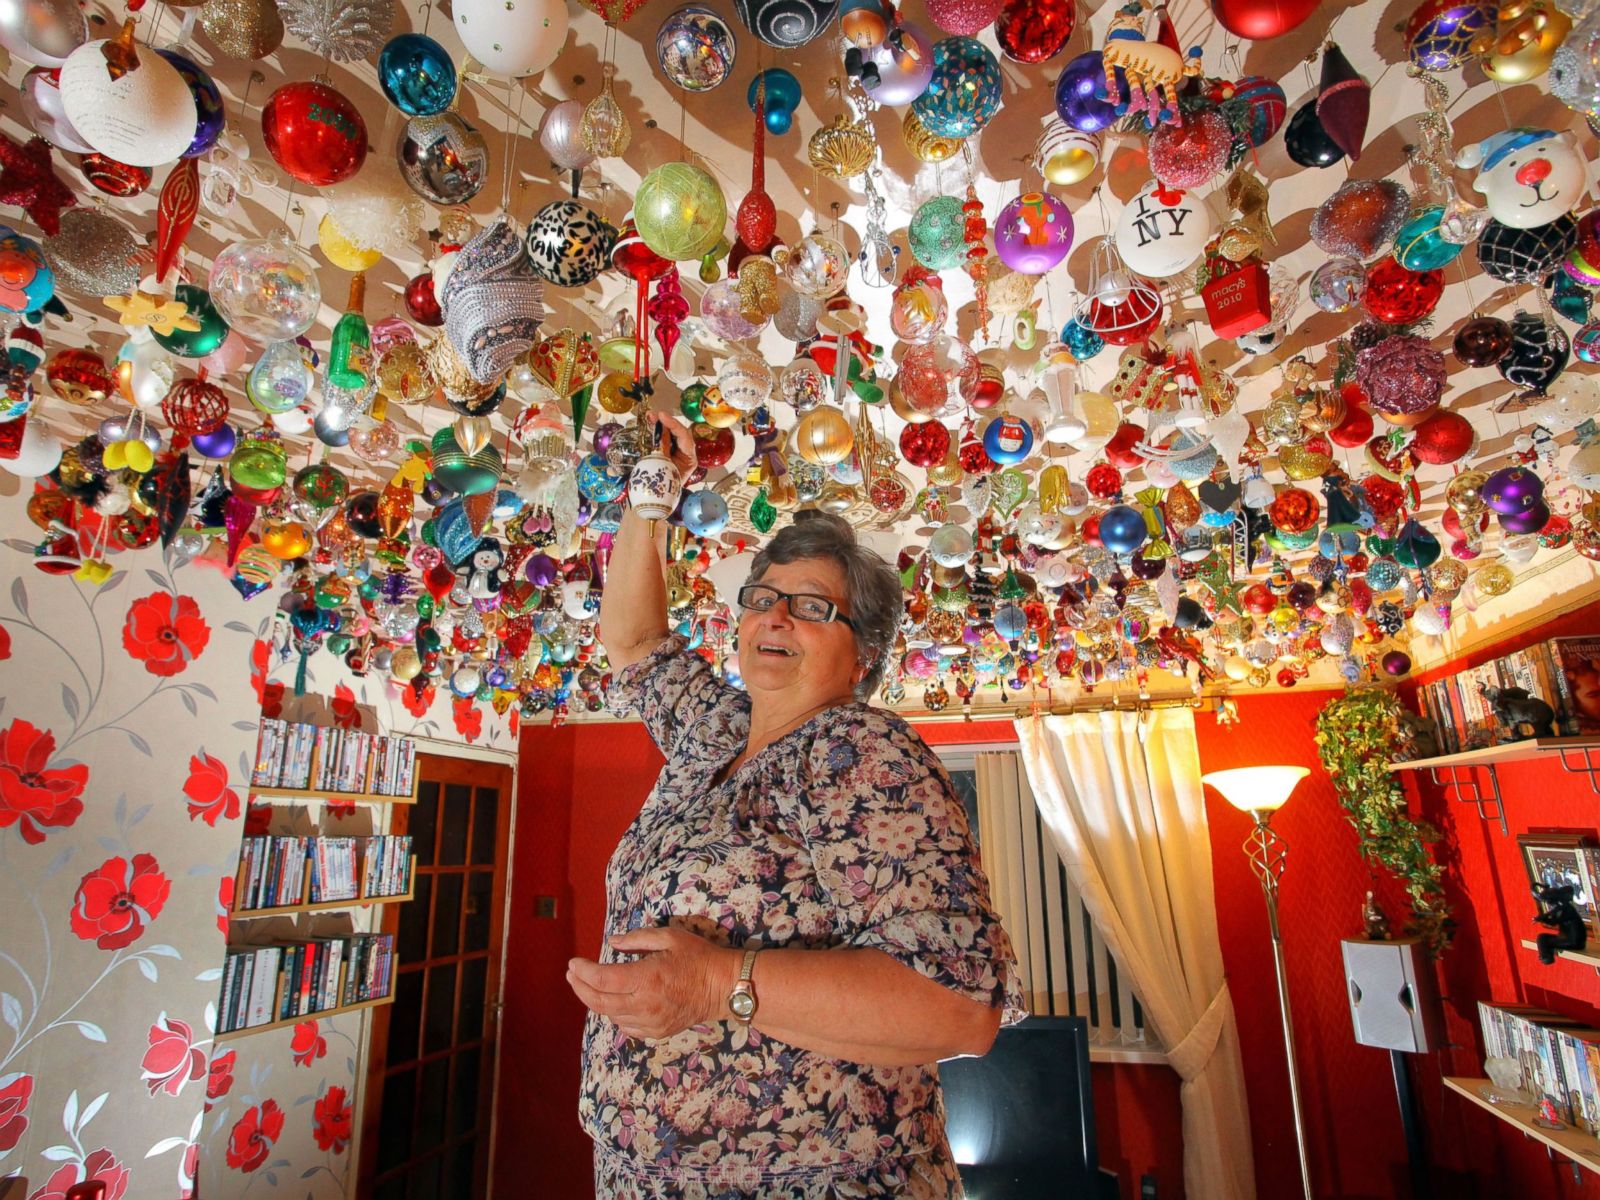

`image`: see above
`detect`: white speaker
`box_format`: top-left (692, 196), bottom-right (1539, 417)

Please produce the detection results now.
top-left (1341, 937), bottom-right (1443, 1054)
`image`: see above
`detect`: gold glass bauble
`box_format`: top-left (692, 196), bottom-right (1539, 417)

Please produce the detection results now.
top-left (1279, 444), bottom-right (1334, 480)
top-left (376, 343), bottom-right (435, 404)
top-left (794, 406), bottom-right (854, 466)
top-left (1479, 1), bottom-right (1570, 83)
top-left (1476, 561), bottom-right (1515, 596)
top-left (808, 114), bottom-right (876, 179)
top-left (596, 371), bottom-right (636, 415)
top-left (903, 110), bottom-right (961, 163)
top-left (1445, 470), bottom-right (1490, 514)
top-left (927, 448), bottom-right (963, 488)
top-left (1262, 395), bottom-right (1305, 444)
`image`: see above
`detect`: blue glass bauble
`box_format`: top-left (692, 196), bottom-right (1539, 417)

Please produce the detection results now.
top-left (913, 37), bottom-right (1001, 139)
top-left (1394, 206), bottom-right (1464, 272)
top-left (379, 34), bottom-right (458, 117)
top-left (983, 414), bottom-right (1034, 464)
top-left (1061, 318), bottom-right (1104, 360)
top-left (1098, 504), bottom-right (1147, 554)
top-left (1055, 50), bottom-right (1121, 134)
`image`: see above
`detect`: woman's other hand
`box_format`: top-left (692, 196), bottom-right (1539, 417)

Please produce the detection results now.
top-left (568, 926), bottom-right (738, 1041)
top-left (644, 412), bottom-right (698, 479)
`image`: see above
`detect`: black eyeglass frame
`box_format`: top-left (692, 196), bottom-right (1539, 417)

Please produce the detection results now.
top-left (737, 583), bottom-right (858, 631)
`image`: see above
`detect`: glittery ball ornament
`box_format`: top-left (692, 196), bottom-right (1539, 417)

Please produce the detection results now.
top-left (278, 0), bottom-right (392, 62)
top-left (201, 0), bottom-right (285, 58)
top-left (898, 420), bottom-right (951, 467)
top-left (1356, 334), bottom-right (1446, 416)
top-left (912, 37), bottom-right (1002, 139)
top-left (996, 0), bottom-right (1073, 62)
top-left (1215, 76), bottom-right (1287, 147)
top-left (1410, 409), bottom-right (1475, 464)
top-left (908, 196), bottom-right (967, 270)
top-left (1407, 0), bottom-right (1496, 69)
top-left (926, 0), bottom-right (1002, 35)
top-left (43, 208), bottom-right (139, 297)
top-left (1308, 256), bottom-right (1365, 313)
top-left (1310, 179), bottom-right (1410, 260)
top-left (902, 110), bottom-right (962, 162)
top-left (440, 216), bottom-right (546, 384)
top-left (1477, 215), bottom-right (1578, 285)
top-left (1148, 111), bottom-right (1233, 189)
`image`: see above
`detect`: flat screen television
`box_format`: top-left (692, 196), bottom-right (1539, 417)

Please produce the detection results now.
top-left (939, 1015), bottom-right (1099, 1199)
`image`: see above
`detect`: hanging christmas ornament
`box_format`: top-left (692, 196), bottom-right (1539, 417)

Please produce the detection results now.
top-left (1310, 179), bottom-right (1410, 260)
top-left (152, 285), bottom-right (229, 358)
top-left (1284, 99), bottom-right (1344, 168)
top-left (656, 5), bottom-right (737, 91)
top-left (379, 33), bottom-right (457, 116)
top-left (398, 113), bottom-right (488, 204)
top-left (1407, 0), bottom-right (1497, 69)
top-left (1315, 42), bottom-right (1369, 161)
top-left (994, 192), bottom-right (1074, 275)
top-left (1034, 117), bottom-right (1099, 185)
top-left (996, 0), bottom-right (1073, 61)
top-left (1357, 333), bottom-right (1446, 417)
top-left (1114, 180), bottom-right (1212, 278)
top-left (1308, 257), bottom-right (1366, 313)
top-left (634, 163), bottom-right (727, 261)
top-left (454, 0), bottom-right (565, 76)
top-left (155, 50), bottom-right (225, 160)
top-left (1394, 205), bottom-right (1465, 271)
top-left (1148, 110), bottom-right (1232, 188)
top-left (59, 25), bottom-right (197, 168)
top-left (1209, 0), bottom-right (1315, 39)
top-left (154, 157), bottom-right (199, 283)
top-left (202, 0), bottom-right (284, 57)
top-left (1456, 128), bottom-right (1587, 229)
top-left (208, 233), bottom-right (322, 342)
top-left (733, 0), bottom-right (838, 48)
top-left (1360, 259), bottom-right (1444, 324)
top-left (1497, 310), bottom-right (1569, 394)
top-left (908, 195), bottom-right (967, 270)
top-left (19, 67), bottom-right (92, 155)
top-left (0, 0), bottom-right (86, 68)
top-left (525, 200), bottom-right (617, 288)
top-left (1476, 214), bottom-right (1577, 283)
top-left (262, 80), bottom-right (367, 185)
top-left (912, 36), bottom-right (1002, 138)
top-left (581, 65), bottom-right (632, 157)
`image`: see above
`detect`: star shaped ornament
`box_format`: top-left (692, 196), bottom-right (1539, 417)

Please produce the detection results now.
top-left (104, 291), bottom-right (200, 335)
top-left (0, 134), bottom-right (76, 237)
top-left (1195, 551), bottom-right (1245, 616)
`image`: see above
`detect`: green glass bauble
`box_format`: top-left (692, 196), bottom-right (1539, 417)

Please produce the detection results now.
top-left (228, 435), bottom-right (288, 491)
top-left (908, 196), bottom-right (966, 270)
top-left (153, 284), bottom-right (231, 358)
top-left (633, 163), bottom-right (727, 262)
top-left (430, 426), bottom-right (503, 496)
top-left (1394, 206), bottom-right (1463, 272)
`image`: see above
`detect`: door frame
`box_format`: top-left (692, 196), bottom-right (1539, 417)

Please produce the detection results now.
top-left (356, 747), bottom-right (516, 1199)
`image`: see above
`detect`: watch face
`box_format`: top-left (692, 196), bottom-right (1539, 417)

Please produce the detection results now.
top-left (730, 991), bottom-right (755, 1019)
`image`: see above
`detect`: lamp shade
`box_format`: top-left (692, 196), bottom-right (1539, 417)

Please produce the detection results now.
top-left (1202, 766), bottom-right (1309, 813)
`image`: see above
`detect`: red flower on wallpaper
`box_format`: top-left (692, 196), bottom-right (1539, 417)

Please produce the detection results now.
top-left (183, 752), bottom-right (240, 827)
top-left (398, 682), bottom-right (435, 719)
top-left (140, 1014), bottom-right (206, 1098)
top-left (122, 593), bottom-right (210, 677)
top-left (206, 1050), bottom-right (236, 1102)
top-left (69, 853), bottom-right (170, 950)
top-left (508, 707), bottom-right (520, 740)
top-left (27, 1148), bottom-right (129, 1200)
top-left (243, 804), bottom-right (271, 837)
top-left (331, 683), bottom-right (361, 729)
top-left (0, 718), bottom-right (88, 845)
top-left (225, 1100), bottom-right (284, 1173)
top-left (0, 623), bottom-right (10, 661)
top-left (290, 1020), bottom-right (326, 1067)
top-left (216, 875), bottom-right (233, 937)
top-left (312, 1085), bottom-right (353, 1154)
top-left (0, 1074), bottom-right (31, 1152)
top-left (452, 696), bottom-right (482, 743)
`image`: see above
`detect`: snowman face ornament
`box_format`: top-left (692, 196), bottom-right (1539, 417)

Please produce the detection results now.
top-left (1458, 128), bottom-right (1588, 230)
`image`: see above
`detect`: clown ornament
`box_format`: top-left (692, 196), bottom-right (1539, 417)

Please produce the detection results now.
top-left (1455, 127), bottom-right (1587, 229)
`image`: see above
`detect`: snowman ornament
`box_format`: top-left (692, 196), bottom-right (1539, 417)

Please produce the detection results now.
top-left (1455, 128), bottom-right (1588, 230)
top-left (462, 537), bottom-right (505, 600)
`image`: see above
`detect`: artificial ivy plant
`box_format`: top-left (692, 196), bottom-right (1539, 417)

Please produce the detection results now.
top-left (1314, 688), bottom-right (1452, 955)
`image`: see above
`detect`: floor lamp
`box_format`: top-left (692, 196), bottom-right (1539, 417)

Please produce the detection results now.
top-left (1202, 766), bottom-right (1314, 1200)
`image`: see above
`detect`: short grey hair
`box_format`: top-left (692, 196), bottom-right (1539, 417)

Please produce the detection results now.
top-left (747, 512), bottom-right (901, 701)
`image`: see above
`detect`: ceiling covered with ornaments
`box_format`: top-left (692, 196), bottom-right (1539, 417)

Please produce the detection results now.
top-left (3, 0), bottom-right (1600, 720)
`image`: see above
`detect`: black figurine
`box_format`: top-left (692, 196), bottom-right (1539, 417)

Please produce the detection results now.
top-left (1362, 890), bottom-right (1392, 940)
top-left (1533, 882), bottom-right (1588, 964)
top-left (1482, 684), bottom-right (1557, 741)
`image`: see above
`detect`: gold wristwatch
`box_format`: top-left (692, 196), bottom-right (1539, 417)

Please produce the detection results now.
top-left (727, 949), bottom-right (759, 1024)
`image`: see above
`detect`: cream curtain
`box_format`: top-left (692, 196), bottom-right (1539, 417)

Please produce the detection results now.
top-left (1015, 708), bottom-right (1256, 1200)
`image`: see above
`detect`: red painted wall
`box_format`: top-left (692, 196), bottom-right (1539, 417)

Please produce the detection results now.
top-left (498, 611), bottom-right (1600, 1200)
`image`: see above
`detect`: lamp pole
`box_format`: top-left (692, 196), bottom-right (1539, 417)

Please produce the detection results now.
top-left (1244, 809), bottom-right (1314, 1200)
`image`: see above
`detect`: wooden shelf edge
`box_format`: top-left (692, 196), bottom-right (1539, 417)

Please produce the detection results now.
top-left (1444, 1076), bottom-right (1600, 1176)
top-left (1517, 938), bottom-right (1600, 970)
top-left (1387, 736), bottom-right (1600, 774)
top-left (215, 994), bottom-right (393, 1041)
top-left (248, 784), bottom-right (419, 805)
top-left (230, 885), bottom-right (415, 920)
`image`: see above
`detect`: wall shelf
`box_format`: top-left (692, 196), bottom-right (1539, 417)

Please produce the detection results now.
top-left (1387, 737), bottom-right (1600, 836)
top-left (214, 994), bottom-right (394, 1042)
top-left (1518, 938), bottom-right (1600, 974)
top-left (231, 880), bottom-right (415, 920)
top-left (249, 783), bottom-right (418, 805)
top-left (1444, 1075), bottom-right (1600, 1184)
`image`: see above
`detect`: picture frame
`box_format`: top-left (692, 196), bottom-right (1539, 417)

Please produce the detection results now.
top-left (1519, 833), bottom-right (1600, 933)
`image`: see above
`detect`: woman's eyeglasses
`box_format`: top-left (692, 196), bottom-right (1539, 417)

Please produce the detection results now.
top-left (737, 584), bottom-right (857, 630)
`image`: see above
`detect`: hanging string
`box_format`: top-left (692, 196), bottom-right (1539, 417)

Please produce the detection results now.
top-left (500, 82), bottom-right (526, 214)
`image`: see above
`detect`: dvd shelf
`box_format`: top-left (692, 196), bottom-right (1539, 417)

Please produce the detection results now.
top-left (233, 835), bottom-right (414, 913)
top-left (217, 933), bottom-right (395, 1035)
top-left (252, 718), bottom-right (417, 798)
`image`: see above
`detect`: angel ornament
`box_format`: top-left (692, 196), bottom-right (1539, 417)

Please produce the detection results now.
top-left (1100, 1), bottom-right (1203, 127)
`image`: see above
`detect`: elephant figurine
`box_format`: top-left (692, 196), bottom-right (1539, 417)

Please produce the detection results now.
top-left (1100, 1), bottom-right (1204, 128)
top-left (1481, 683), bottom-right (1557, 741)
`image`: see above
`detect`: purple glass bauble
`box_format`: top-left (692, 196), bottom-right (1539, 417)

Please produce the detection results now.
top-left (191, 423), bottom-right (237, 459)
top-left (593, 421), bottom-right (621, 457)
top-left (1381, 650), bottom-right (1411, 676)
top-left (1498, 501), bottom-right (1550, 534)
top-left (525, 553), bottom-right (558, 586)
top-left (994, 191), bottom-right (1074, 274)
top-left (1482, 466), bottom-right (1544, 515)
top-left (1055, 51), bottom-right (1121, 134)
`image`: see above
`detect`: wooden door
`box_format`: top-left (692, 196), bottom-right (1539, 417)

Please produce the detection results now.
top-left (360, 753), bottom-right (513, 1200)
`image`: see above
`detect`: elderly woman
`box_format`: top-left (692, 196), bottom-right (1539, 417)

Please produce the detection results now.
top-left (569, 415), bottom-right (1022, 1200)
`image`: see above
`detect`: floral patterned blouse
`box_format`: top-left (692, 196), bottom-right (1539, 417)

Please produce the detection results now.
top-left (582, 636), bottom-right (1025, 1196)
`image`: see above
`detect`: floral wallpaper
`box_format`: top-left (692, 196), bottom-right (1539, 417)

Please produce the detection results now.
top-left (0, 485), bottom-right (258, 1200)
top-left (1, 486), bottom-right (516, 1200)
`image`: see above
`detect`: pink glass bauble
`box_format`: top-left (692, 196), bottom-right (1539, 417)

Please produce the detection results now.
top-left (1148, 111), bottom-right (1232, 189)
top-left (925, 0), bottom-right (1003, 36)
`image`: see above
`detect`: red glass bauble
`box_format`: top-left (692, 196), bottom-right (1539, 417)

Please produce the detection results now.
top-left (898, 421), bottom-right (951, 468)
top-left (1268, 486), bottom-right (1318, 533)
top-left (1149, 110), bottom-right (1233, 189)
top-left (1104, 422), bottom-right (1144, 468)
top-left (611, 220), bottom-right (672, 284)
top-left (1361, 258), bottom-right (1444, 325)
top-left (692, 423), bottom-right (735, 469)
top-left (404, 273), bottom-right (443, 326)
top-left (926, 0), bottom-right (1003, 35)
top-left (1211, 0), bottom-right (1317, 41)
top-left (79, 153), bottom-right (151, 197)
top-left (1328, 403), bottom-right (1373, 448)
top-left (1541, 514), bottom-right (1574, 548)
top-left (1360, 476), bottom-right (1405, 519)
top-left (161, 377), bottom-right (229, 437)
top-left (261, 82), bottom-right (368, 186)
top-left (995, 0), bottom-right (1074, 62)
top-left (1242, 582), bottom-right (1274, 614)
top-left (1082, 288), bottom-right (1163, 346)
top-left (1082, 513), bottom-right (1101, 545)
top-left (959, 436), bottom-right (996, 476)
top-left (1410, 409), bottom-right (1475, 465)
top-left (1085, 462), bottom-right (1122, 498)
